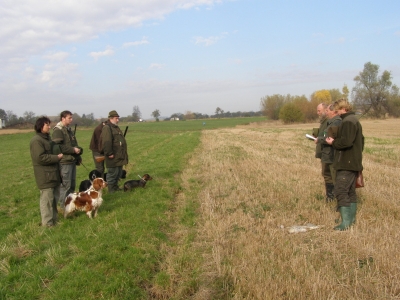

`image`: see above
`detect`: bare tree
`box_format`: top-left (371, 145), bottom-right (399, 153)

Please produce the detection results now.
top-left (23, 111), bottom-right (36, 123)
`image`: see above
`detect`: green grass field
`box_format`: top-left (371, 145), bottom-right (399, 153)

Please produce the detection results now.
top-left (0, 117), bottom-right (264, 299)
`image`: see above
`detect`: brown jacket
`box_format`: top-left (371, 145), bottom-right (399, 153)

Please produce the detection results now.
top-left (89, 121), bottom-right (107, 153)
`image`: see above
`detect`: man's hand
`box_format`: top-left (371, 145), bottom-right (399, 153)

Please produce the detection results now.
top-left (326, 137), bottom-right (334, 145)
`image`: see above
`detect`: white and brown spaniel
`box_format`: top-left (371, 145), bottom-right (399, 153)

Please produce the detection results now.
top-left (64, 178), bottom-right (108, 219)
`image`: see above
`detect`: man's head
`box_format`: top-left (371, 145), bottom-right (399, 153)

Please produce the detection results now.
top-left (60, 110), bottom-right (73, 126)
top-left (333, 99), bottom-right (352, 115)
top-left (326, 104), bottom-right (338, 119)
top-left (316, 103), bottom-right (328, 120)
top-left (35, 116), bottom-right (51, 133)
top-left (108, 110), bottom-right (120, 125)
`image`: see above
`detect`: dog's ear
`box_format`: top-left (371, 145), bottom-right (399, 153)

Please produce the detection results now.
top-left (92, 178), bottom-right (101, 190)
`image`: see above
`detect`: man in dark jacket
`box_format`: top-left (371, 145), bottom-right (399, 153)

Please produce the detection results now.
top-left (30, 116), bottom-right (63, 227)
top-left (101, 110), bottom-right (128, 193)
top-left (52, 110), bottom-right (82, 209)
top-left (320, 104), bottom-right (342, 201)
top-left (314, 103), bottom-right (333, 201)
top-left (89, 120), bottom-right (107, 177)
top-left (326, 99), bottom-right (364, 230)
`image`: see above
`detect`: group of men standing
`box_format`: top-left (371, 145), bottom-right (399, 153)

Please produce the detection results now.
top-left (314, 99), bottom-right (364, 231)
top-left (30, 110), bottom-right (128, 227)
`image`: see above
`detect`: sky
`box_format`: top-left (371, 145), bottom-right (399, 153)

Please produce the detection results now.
top-left (1, 0), bottom-right (399, 119)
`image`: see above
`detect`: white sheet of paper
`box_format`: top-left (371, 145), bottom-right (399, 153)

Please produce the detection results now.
top-left (306, 134), bottom-right (316, 141)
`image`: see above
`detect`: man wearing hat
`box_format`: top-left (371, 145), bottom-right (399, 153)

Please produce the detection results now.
top-left (100, 110), bottom-right (128, 193)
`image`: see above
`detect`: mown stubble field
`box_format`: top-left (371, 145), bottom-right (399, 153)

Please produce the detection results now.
top-left (159, 118), bottom-right (400, 299)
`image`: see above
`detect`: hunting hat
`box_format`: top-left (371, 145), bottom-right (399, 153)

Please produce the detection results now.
top-left (108, 110), bottom-right (120, 118)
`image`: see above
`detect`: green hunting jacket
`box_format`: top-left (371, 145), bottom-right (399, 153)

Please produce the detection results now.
top-left (30, 132), bottom-right (61, 189)
top-left (315, 116), bottom-right (328, 159)
top-left (321, 115), bottom-right (342, 164)
top-left (101, 122), bottom-right (128, 168)
top-left (332, 112), bottom-right (364, 172)
top-left (52, 122), bottom-right (80, 165)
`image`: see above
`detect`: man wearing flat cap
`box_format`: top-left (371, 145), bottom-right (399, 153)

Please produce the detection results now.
top-left (100, 110), bottom-right (128, 193)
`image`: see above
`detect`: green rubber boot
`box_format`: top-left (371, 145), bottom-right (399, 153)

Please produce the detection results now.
top-left (350, 202), bottom-right (357, 224)
top-left (334, 206), bottom-right (353, 231)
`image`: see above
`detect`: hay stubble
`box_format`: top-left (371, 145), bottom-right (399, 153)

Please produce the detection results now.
top-left (163, 119), bottom-right (400, 299)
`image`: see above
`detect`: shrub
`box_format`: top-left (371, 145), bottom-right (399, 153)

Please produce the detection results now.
top-left (279, 102), bottom-right (304, 123)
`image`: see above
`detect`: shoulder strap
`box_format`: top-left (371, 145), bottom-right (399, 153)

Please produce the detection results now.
top-left (106, 123), bottom-right (113, 141)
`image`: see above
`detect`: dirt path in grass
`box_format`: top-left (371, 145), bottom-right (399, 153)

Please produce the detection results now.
top-left (0, 129), bottom-right (33, 135)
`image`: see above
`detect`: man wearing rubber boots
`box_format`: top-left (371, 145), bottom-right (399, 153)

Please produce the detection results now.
top-left (314, 103), bottom-right (333, 202)
top-left (320, 104), bottom-right (342, 201)
top-left (326, 99), bottom-right (364, 231)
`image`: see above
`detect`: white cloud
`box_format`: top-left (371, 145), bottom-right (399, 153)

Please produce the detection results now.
top-left (38, 63), bottom-right (80, 87)
top-left (89, 47), bottom-right (115, 61)
top-left (193, 32), bottom-right (228, 46)
top-left (122, 37), bottom-right (149, 48)
top-left (43, 51), bottom-right (70, 61)
top-left (0, 0), bottom-right (225, 60)
top-left (193, 36), bottom-right (220, 46)
top-left (149, 63), bottom-right (166, 69)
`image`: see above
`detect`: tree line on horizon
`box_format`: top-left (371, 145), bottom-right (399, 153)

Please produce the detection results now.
top-left (1, 62), bottom-right (399, 127)
top-left (261, 62), bottom-right (400, 123)
top-left (0, 105), bottom-right (262, 128)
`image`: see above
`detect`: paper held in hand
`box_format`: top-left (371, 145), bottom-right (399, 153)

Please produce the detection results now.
top-left (305, 134), bottom-right (316, 141)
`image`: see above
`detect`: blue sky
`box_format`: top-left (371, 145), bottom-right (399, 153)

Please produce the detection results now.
top-left (1, 0), bottom-right (399, 119)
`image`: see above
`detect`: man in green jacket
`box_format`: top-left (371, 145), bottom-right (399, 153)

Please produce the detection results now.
top-left (314, 103), bottom-right (333, 201)
top-left (320, 104), bottom-right (342, 201)
top-left (101, 110), bottom-right (128, 193)
top-left (326, 99), bottom-right (364, 230)
top-left (30, 116), bottom-right (63, 227)
top-left (52, 110), bottom-right (82, 209)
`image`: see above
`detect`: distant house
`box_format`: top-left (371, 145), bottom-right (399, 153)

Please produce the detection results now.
top-left (0, 118), bottom-right (5, 128)
top-left (170, 117), bottom-right (179, 121)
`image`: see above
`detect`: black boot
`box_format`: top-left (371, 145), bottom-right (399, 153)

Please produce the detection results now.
top-left (325, 183), bottom-right (335, 202)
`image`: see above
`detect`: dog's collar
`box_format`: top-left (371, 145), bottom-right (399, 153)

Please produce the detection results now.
top-left (138, 175), bottom-right (147, 182)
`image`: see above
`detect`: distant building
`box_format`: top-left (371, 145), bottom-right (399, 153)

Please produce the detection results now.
top-left (0, 118), bottom-right (5, 128)
top-left (170, 117), bottom-right (179, 121)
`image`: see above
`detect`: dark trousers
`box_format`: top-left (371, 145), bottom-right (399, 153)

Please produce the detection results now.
top-left (107, 166), bottom-right (122, 189)
top-left (59, 163), bottom-right (76, 209)
top-left (322, 162), bottom-right (334, 184)
top-left (334, 170), bottom-right (357, 207)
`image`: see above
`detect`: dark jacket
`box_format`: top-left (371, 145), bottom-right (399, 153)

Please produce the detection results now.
top-left (321, 115), bottom-right (342, 164)
top-left (30, 132), bottom-right (61, 189)
top-left (89, 121), bottom-right (107, 153)
top-left (52, 122), bottom-right (79, 165)
top-left (315, 116), bottom-right (328, 159)
top-left (332, 112), bottom-right (364, 171)
top-left (101, 122), bottom-right (128, 168)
